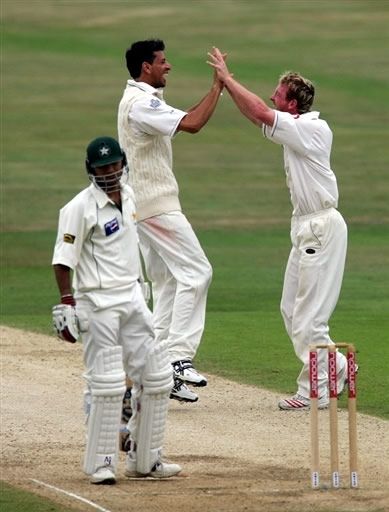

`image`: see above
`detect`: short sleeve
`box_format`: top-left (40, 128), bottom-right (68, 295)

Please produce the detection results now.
top-left (263, 110), bottom-right (317, 155)
top-left (52, 199), bottom-right (89, 269)
top-left (130, 96), bottom-right (187, 138)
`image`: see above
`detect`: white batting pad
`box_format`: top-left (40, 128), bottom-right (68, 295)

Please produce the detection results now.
top-left (136, 340), bottom-right (173, 474)
top-left (83, 346), bottom-right (126, 475)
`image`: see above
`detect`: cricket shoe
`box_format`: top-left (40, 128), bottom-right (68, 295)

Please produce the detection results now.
top-left (170, 377), bottom-right (198, 403)
top-left (125, 454), bottom-right (182, 479)
top-left (172, 360), bottom-right (207, 387)
top-left (278, 393), bottom-right (329, 411)
top-left (337, 363), bottom-right (359, 397)
top-left (120, 423), bottom-right (131, 452)
top-left (90, 465), bottom-right (116, 485)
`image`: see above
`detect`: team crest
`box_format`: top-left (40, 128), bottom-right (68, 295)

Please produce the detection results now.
top-left (99, 145), bottom-right (111, 157)
top-left (150, 98), bottom-right (161, 109)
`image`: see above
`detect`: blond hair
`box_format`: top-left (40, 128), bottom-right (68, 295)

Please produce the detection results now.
top-left (279, 71), bottom-right (315, 114)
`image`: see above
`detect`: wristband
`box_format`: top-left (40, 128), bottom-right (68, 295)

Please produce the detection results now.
top-left (61, 294), bottom-right (76, 306)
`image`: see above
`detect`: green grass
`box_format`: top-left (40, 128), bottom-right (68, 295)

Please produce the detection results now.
top-left (1, 0), bottom-right (389, 510)
top-left (0, 481), bottom-right (74, 512)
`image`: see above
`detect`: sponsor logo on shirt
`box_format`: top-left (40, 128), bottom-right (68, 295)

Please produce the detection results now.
top-left (150, 98), bottom-right (161, 109)
top-left (104, 217), bottom-right (120, 236)
top-left (63, 233), bottom-right (76, 244)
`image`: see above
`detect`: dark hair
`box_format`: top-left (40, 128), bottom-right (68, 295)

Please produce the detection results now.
top-left (279, 71), bottom-right (315, 114)
top-left (125, 39), bottom-right (165, 79)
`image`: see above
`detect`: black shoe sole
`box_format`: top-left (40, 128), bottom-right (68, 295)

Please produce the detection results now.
top-left (173, 376), bottom-right (207, 388)
top-left (169, 393), bottom-right (198, 403)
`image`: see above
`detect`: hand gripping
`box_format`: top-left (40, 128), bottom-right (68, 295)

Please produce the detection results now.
top-left (52, 304), bottom-right (79, 343)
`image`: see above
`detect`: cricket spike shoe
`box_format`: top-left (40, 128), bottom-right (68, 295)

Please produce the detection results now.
top-left (170, 377), bottom-right (198, 403)
top-left (278, 393), bottom-right (329, 410)
top-left (172, 360), bottom-right (207, 387)
top-left (90, 466), bottom-right (116, 485)
top-left (125, 453), bottom-right (182, 479)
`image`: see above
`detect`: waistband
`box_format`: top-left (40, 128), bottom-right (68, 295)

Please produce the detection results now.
top-left (292, 207), bottom-right (335, 221)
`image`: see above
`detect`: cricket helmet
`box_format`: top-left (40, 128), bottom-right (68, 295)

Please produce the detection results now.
top-left (85, 136), bottom-right (128, 193)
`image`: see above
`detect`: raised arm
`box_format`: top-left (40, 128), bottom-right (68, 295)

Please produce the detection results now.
top-left (177, 78), bottom-right (222, 134)
top-left (177, 53), bottom-right (228, 134)
top-left (207, 47), bottom-right (275, 128)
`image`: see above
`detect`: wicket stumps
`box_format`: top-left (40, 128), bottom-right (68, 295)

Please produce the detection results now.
top-left (309, 343), bottom-right (358, 490)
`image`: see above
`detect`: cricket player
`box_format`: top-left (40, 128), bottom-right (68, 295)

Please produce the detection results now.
top-left (52, 136), bottom-right (181, 483)
top-left (118, 39), bottom-right (225, 403)
top-left (208, 47), bottom-right (351, 410)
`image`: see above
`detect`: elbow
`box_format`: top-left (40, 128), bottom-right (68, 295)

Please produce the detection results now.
top-left (178, 117), bottom-right (202, 134)
top-left (187, 124), bottom-right (201, 134)
top-left (252, 103), bottom-right (274, 127)
top-left (180, 124), bottom-right (202, 134)
top-left (252, 105), bottom-right (264, 123)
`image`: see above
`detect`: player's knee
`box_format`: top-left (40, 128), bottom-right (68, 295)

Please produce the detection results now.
top-left (280, 302), bottom-right (293, 335)
top-left (195, 261), bottom-right (213, 292)
top-left (142, 341), bottom-right (173, 394)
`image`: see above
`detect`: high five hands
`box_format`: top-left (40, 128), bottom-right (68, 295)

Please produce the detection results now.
top-left (207, 47), bottom-right (233, 84)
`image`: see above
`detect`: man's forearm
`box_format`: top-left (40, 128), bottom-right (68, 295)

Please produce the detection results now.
top-left (178, 82), bottom-right (223, 133)
top-left (186, 81), bottom-right (222, 113)
top-left (54, 264), bottom-right (72, 297)
top-left (223, 76), bottom-right (274, 127)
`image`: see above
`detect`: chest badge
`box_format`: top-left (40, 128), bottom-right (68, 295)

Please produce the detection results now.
top-left (104, 217), bottom-right (120, 236)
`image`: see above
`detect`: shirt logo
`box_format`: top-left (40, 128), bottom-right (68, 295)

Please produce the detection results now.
top-left (104, 217), bottom-right (119, 236)
top-left (150, 98), bottom-right (161, 109)
top-left (63, 233), bottom-right (76, 244)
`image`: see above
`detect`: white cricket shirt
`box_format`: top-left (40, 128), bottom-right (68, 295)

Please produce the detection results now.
top-left (128, 81), bottom-right (186, 138)
top-left (263, 110), bottom-right (339, 216)
top-left (52, 183), bottom-right (140, 306)
top-left (118, 80), bottom-right (187, 221)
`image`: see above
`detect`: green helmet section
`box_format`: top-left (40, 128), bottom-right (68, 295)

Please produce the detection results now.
top-left (86, 136), bottom-right (124, 168)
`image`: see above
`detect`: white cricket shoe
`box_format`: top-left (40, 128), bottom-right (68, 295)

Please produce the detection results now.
top-left (90, 466), bottom-right (116, 485)
top-left (172, 360), bottom-right (207, 387)
top-left (170, 377), bottom-right (198, 403)
top-left (278, 393), bottom-right (329, 410)
top-left (125, 454), bottom-right (182, 479)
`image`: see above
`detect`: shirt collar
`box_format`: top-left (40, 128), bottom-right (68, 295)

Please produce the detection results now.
top-left (301, 111), bottom-right (320, 119)
top-left (89, 184), bottom-right (114, 208)
top-left (89, 183), bottom-right (132, 208)
top-left (126, 79), bottom-right (164, 99)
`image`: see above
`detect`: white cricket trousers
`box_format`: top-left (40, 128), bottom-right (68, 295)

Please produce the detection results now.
top-left (280, 208), bottom-right (348, 398)
top-left (77, 283), bottom-right (155, 416)
top-left (137, 211), bottom-right (212, 363)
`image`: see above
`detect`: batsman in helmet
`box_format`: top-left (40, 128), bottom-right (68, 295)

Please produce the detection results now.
top-left (52, 136), bottom-right (181, 484)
